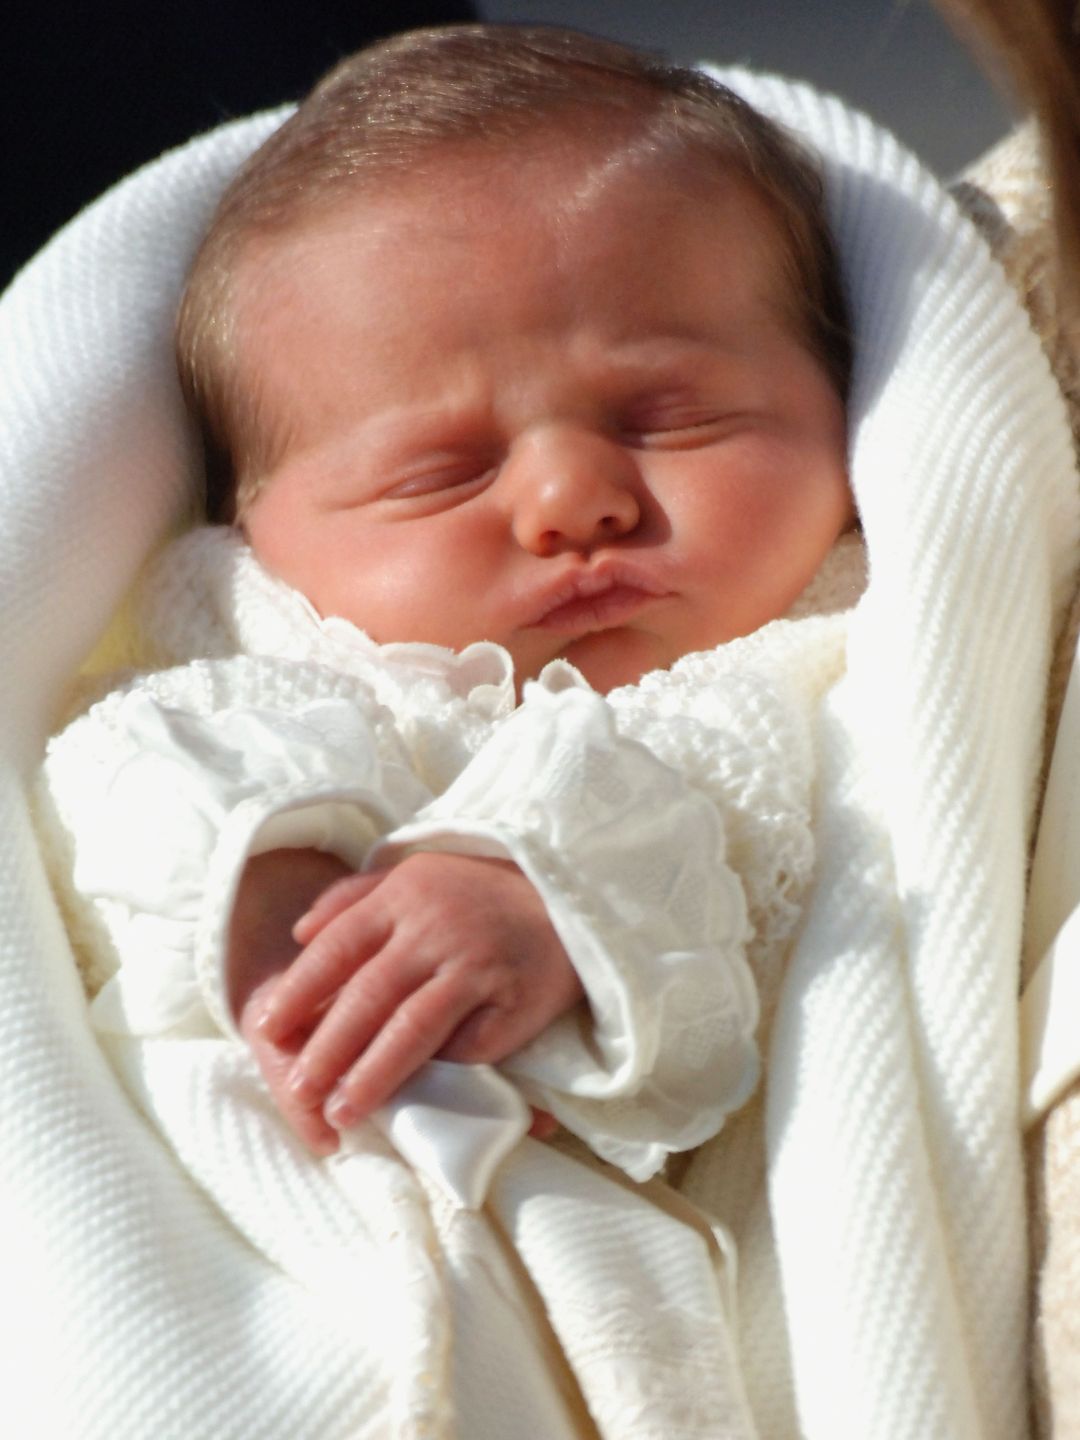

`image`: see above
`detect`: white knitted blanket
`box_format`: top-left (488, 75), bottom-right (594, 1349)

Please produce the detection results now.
top-left (715, 71), bottom-right (1079, 1440)
top-left (0, 67), bottom-right (1077, 1439)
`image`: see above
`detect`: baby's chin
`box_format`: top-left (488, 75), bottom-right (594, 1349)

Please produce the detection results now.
top-left (533, 629), bottom-right (672, 696)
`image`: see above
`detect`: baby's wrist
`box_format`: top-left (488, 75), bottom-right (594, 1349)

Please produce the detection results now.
top-left (227, 847), bottom-right (354, 1023)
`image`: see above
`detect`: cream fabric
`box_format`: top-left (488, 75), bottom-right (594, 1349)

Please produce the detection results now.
top-left (36, 524), bottom-right (836, 1437)
top-left (954, 123), bottom-right (1080, 1440)
top-left (690, 70), bottom-right (1080, 1440)
top-left (1, 65), bottom-right (1077, 1439)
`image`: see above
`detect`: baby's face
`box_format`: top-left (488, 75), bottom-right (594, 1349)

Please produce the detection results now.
top-left (238, 144), bottom-right (851, 694)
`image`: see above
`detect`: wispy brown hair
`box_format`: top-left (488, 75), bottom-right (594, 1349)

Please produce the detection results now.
top-left (176, 24), bottom-right (851, 521)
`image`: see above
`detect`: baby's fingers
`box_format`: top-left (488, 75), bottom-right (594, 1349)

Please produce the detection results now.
top-left (322, 974), bottom-right (482, 1129)
top-left (274, 1077), bottom-right (343, 1157)
top-left (291, 869), bottom-right (387, 945)
top-left (255, 891), bottom-right (390, 1042)
top-left (241, 1018), bottom-right (341, 1157)
top-left (529, 1109), bottom-right (559, 1141)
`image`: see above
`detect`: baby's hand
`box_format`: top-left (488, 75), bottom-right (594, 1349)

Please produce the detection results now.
top-left (252, 852), bottom-right (583, 1146)
top-left (230, 848), bottom-right (355, 1155)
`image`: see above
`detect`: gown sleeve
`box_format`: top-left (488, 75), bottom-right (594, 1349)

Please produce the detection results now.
top-left (36, 653), bottom-right (432, 1039)
top-left (370, 676), bottom-right (768, 1182)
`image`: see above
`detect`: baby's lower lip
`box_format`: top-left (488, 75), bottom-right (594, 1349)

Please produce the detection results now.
top-left (532, 585), bottom-right (665, 631)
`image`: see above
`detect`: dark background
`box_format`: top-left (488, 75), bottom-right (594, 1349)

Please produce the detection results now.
top-left (3, 1), bottom-right (1012, 292)
top-left (3, 0), bottom-right (480, 288)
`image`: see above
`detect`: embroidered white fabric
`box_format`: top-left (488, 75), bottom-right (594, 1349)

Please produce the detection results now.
top-left (38, 526), bottom-right (851, 1188)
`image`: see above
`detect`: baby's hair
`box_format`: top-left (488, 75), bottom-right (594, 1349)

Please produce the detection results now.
top-left (177, 23), bottom-right (852, 522)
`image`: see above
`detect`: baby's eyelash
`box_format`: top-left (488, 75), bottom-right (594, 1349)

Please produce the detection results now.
top-left (624, 409), bottom-right (716, 432)
top-left (620, 410), bottom-right (751, 449)
top-left (382, 457), bottom-right (498, 501)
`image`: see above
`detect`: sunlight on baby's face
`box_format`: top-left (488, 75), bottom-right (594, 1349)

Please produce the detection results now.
top-left (238, 143), bottom-right (852, 695)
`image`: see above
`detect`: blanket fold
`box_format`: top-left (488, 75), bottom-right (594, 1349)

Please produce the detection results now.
top-left (706, 70), bottom-right (1080, 1440)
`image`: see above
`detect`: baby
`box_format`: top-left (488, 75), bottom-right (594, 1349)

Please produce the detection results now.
top-left (44, 23), bottom-right (855, 1179)
top-left (31, 25), bottom-right (1067, 1438)
top-left (185, 22), bottom-right (853, 1157)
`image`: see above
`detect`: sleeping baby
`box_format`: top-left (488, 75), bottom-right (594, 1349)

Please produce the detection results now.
top-left (36, 23), bottom-right (863, 1438)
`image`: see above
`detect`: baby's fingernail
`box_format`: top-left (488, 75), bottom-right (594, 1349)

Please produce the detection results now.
top-left (292, 910), bottom-right (315, 940)
top-left (288, 1067), bottom-right (318, 1101)
top-left (253, 1003), bottom-right (277, 1034)
top-left (326, 1093), bottom-right (356, 1129)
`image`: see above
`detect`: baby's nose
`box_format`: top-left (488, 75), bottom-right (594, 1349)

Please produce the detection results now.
top-left (508, 425), bottom-right (641, 557)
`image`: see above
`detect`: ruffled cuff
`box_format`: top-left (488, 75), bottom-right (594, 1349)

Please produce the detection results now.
top-left (373, 681), bottom-right (760, 1180)
top-left (42, 670), bottom-right (429, 1040)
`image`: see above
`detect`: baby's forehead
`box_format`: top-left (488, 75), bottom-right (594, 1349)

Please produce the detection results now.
top-left (242, 132), bottom-right (794, 288)
top-left (231, 154), bottom-right (809, 439)
top-left (226, 146), bottom-right (810, 450)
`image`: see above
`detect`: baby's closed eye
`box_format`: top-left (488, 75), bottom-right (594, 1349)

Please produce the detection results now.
top-left (380, 451), bottom-right (501, 501)
top-left (617, 396), bottom-right (761, 451)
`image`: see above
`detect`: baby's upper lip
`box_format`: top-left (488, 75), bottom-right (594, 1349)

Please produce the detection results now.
top-left (524, 560), bottom-right (671, 628)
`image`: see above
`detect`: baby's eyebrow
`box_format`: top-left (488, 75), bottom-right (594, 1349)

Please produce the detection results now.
top-left (314, 337), bottom-right (764, 470)
top-left (603, 330), bottom-right (754, 370)
top-left (368, 404), bottom-right (494, 452)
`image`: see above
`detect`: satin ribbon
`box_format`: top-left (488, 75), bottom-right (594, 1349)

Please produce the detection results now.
top-left (361, 1059), bottom-right (532, 1209)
